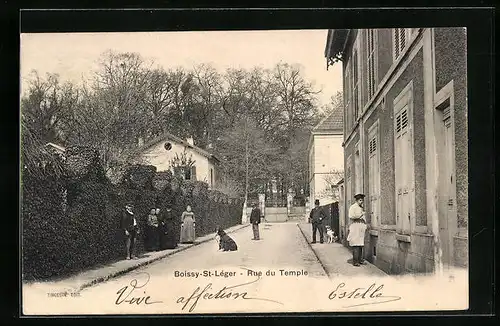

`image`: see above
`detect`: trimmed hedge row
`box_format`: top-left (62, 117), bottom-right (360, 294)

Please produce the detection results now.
top-left (22, 148), bottom-right (243, 281)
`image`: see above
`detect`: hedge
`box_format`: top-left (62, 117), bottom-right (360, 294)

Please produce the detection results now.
top-left (22, 147), bottom-right (243, 281)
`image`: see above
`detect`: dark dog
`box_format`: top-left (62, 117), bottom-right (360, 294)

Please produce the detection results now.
top-left (216, 228), bottom-right (238, 252)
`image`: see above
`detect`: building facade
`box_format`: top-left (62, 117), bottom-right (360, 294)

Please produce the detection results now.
top-left (307, 109), bottom-right (344, 208)
top-left (325, 28), bottom-right (468, 274)
top-left (137, 133), bottom-right (221, 189)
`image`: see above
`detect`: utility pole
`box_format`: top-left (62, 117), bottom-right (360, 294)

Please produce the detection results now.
top-left (242, 114), bottom-right (250, 224)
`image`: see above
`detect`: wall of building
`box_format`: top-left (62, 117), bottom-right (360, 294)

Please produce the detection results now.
top-left (434, 27), bottom-right (468, 267)
top-left (309, 134), bottom-right (343, 205)
top-left (377, 29), bottom-right (394, 85)
top-left (313, 135), bottom-right (344, 172)
top-left (374, 47), bottom-right (436, 274)
top-left (336, 28), bottom-right (468, 274)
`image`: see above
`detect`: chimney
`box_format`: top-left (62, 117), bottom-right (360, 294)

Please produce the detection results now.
top-left (186, 136), bottom-right (194, 147)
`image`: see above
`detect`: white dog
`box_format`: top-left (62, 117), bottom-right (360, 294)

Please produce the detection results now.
top-left (325, 226), bottom-right (337, 244)
top-left (214, 235), bottom-right (221, 250)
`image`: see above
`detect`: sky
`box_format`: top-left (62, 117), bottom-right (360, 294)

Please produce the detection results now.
top-left (20, 30), bottom-right (343, 107)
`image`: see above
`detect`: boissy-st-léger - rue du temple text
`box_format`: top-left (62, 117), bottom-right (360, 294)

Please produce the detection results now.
top-left (174, 269), bottom-right (309, 278)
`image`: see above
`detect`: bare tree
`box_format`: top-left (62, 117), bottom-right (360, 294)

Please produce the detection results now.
top-left (318, 169), bottom-right (344, 201)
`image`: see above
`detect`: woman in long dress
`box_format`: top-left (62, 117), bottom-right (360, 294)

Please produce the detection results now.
top-left (179, 205), bottom-right (196, 243)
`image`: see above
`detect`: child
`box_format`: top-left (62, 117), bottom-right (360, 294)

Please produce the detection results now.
top-left (347, 218), bottom-right (367, 267)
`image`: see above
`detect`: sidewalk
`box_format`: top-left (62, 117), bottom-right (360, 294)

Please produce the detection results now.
top-left (23, 224), bottom-right (250, 293)
top-left (297, 223), bottom-right (387, 277)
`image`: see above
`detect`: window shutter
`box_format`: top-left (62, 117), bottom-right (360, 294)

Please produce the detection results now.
top-left (399, 28), bottom-right (406, 53)
top-left (368, 129), bottom-right (379, 228)
top-left (394, 29), bottom-right (400, 58)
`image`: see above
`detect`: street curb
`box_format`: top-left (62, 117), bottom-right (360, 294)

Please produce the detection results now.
top-left (78, 224), bottom-right (250, 291)
top-left (296, 223), bottom-right (331, 279)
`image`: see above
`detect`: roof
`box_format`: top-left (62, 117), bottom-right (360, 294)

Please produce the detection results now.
top-left (137, 131), bottom-right (220, 163)
top-left (312, 107), bottom-right (343, 133)
top-left (325, 29), bottom-right (351, 68)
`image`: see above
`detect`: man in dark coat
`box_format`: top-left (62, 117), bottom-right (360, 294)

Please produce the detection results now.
top-left (121, 203), bottom-right (139, 259)
top-left (249, 203), bottom-right (262, 240)
top-left (309, 199), bottom-right (327, 244)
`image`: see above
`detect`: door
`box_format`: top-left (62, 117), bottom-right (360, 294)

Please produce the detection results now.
top-left (438, 103), bottom-right (457, 266)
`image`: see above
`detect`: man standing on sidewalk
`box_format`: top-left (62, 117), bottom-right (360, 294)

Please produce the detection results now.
top-left (250, 203), bottom-right (261, 240)
top-left (121, 203), bottom-right (139, 260)
top-left (348, 193), bottom-right (367, 265)
top-left (309, 199), bottom-right (327, 244)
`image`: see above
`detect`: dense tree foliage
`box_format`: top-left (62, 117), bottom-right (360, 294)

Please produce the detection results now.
top-left (21, 51), bottom-right (334, 199)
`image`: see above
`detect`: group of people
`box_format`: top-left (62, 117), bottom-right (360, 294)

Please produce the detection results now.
top-left (308, 193), bottom-right (368, 267)
top-left (120, 203), bottom-right (197, 260)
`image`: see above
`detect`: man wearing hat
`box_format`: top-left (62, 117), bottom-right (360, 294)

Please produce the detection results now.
top-left (121, 203), bottom-right (139, 260)
top-left (249, 203), bottom-right (262, 240)
top-left (309, 199), bottom-right (327, 244)
top-left (347, 193), bottom-right (367, 266)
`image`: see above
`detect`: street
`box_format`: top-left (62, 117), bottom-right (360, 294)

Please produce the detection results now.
top-left (24, 223), bottom-right (331, 314)
top-left (23, 222), bottom-right (468, 314)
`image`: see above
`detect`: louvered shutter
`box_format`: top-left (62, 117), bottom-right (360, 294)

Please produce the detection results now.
top-left (394, 108), bottom-right (404, 230)
top-left (393, 28), bottom-right (410, 61)
top-left (394, 29), bottom-right (400, 59)
top-left (399, 28), bottom-right (406, 55)
top-left (368, 131), bottom-right (379, 228)
top-left (394, 105), bottom-right (413, 234)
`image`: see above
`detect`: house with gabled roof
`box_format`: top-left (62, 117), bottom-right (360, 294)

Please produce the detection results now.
top-left (307, 107), bottom-right (344, 208)
top-left (135, 132), bottom-right (221, 189)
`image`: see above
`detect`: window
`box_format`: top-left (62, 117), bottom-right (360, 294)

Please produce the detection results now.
top-left (393, 28), bottom-right (412, 61)
top-left (394, 83), bottom-right (415, 235)
top-left (368, 123), bottom-right (380, 228)
top-left (366, 29), bottom-right (377, 99)
top-left (190, 166), bottom-right (197, 181)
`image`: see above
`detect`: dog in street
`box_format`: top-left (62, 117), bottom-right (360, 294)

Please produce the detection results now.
top-left (325, 226), bottom-right (338, 244)
top-left (216, 228), bottom-right (238, 252)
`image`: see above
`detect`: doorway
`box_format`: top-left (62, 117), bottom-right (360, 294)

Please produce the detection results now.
top-left (436, 97), bottom-right (457, 266)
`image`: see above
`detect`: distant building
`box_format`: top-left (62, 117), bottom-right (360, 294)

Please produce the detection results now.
top-left (325, 28), bottom-right (467, 274)
top-left (307, 108), bottom-right (344, 207)
top-left (136, 132), bottom-right (221, 189)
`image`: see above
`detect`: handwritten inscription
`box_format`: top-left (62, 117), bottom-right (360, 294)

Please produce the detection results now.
top-left (328, 282), bottom-right (401, 308)
top-left (176, 269), bottom-right (283, 312)
top-left (115, 272), bottom-right (163, 306)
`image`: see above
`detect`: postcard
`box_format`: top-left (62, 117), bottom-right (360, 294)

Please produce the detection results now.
top-left (21, 27), bottom-right (469, 315)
